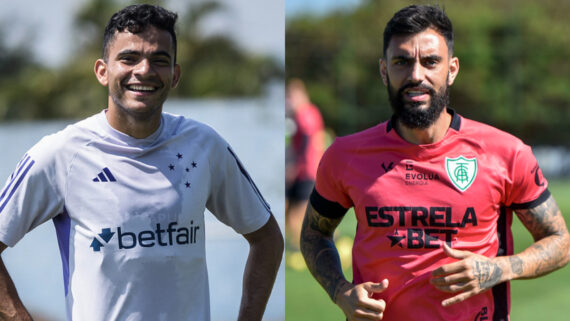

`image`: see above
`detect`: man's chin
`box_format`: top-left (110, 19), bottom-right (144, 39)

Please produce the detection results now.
top-left (403, 100), bottom-right (430, 110)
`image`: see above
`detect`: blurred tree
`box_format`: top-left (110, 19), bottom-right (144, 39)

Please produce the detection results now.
top-left (0, 0), bottom-right (283, 121)
top-left (174, 1), bottom-right (282, 97)
top-left (286, 0), bottom-right (570, 146)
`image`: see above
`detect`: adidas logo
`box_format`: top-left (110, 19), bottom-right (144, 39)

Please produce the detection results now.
top-left (93, 167), bottom-right (117, 182)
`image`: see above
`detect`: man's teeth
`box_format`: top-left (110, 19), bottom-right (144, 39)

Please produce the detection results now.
top-left (408, 91), bottom-right (426, 97)
top-left (127, 85), bottom-right (156, 92)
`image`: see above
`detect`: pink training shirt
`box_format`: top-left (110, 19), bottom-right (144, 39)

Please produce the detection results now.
top-left (311, 109), bottom-right (548, 321)
top-left (292, 103), bottom-right (325, 181)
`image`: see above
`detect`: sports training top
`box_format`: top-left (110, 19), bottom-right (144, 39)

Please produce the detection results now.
top-left (311, 109), bottom-right (548, 321)
top-left (291, 103), bottom-right (324, 181)
top-left (0, 111), bottom-right (271, 321)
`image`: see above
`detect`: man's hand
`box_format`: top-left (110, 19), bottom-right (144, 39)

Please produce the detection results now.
top-left (335, 279), bottom-right (389, 321)
top-left (301, 204), bottom-right (388, 319)
top-left (430, 243), bottom-right (506, 307)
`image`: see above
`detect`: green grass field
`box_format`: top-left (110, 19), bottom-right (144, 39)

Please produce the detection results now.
top-left (285, 180), bottom-right (570, 320)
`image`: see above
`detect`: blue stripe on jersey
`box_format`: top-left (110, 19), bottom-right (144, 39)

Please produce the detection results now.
top-left (98, 172), bottom-right (108, 182)
top-left (0, 156), bottom-right (35, 213)
top-left (53, 208), bottom-right (71, 297)
top-left (103, 167), bottom-right (116, 182)
top-left (1, 155), bottom-right (32, 201)
top-left (9, 154), bottom-right (29, 181)
top-left (226, 147), bottom-right (271, 212)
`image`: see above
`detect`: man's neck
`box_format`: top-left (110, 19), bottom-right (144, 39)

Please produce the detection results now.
top-left (394, 109), bottom-right (452, 145)
top-left (105, 108), bottom-right (162, 139)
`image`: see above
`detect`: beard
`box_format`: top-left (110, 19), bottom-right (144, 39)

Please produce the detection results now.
top-left (387, 76), bottom-right (450, 129)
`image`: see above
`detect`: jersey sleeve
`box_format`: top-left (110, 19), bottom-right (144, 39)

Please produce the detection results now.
top-left (206, 134), bottom-right (270, 235)
top-left (311, 140), bottom-right (352, 218)
top-left (0, 138), bottom-right (65, 247)
top-left (504, 144), bottom-right (549, 209)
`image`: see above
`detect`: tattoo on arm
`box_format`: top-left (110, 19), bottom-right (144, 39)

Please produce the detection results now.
top-left (509, 256), bottom-right (523, 276)
top-left (473, 261), bottom-right (503, 289)
top-left (516, 196), bottom-right (562, 241)
top-left (513, 195), bottom-right (570, 279)
top-left (300, 205), bottom-right (346, 302)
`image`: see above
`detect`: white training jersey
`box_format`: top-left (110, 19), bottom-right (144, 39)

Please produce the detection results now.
top-left (0, 110), bottom-right (271, 321)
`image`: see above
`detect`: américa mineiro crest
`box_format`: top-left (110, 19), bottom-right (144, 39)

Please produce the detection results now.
top-left (445, 156), bottom-right (477, 192)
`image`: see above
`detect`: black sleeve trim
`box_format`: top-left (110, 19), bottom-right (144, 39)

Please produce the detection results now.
top-left (227, 146), bottom-right (271, 212)
top-left (510, 189), bottom-right (551, 210)
top-left (309, 188), bottom-right (349, 219)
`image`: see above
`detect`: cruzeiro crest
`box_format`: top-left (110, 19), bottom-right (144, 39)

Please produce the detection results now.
top-left (445, 156), bottom-right (477, 192)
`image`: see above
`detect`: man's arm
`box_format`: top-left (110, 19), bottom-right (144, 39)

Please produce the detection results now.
top-left (300, 203), bottom-right (388, 321)
top-left (0, 242), bottom-right (33, 321)
top-left (431, 194), bottom-right (570, 306)
top-left (511, 195), bottom-right (570, 278)
top-left (237, 214), bottom-right (283, 321)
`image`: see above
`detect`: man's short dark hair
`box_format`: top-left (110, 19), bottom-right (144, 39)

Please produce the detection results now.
top-left (102, 4), bottom-right (178, 62)
top-left (383, 5), bottom-right (453, 56)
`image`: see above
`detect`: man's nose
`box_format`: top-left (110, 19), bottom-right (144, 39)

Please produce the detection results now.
top-left (409, 61), bottom-right (425, 83)
top-left (134, 59), bottom-right (154, 76)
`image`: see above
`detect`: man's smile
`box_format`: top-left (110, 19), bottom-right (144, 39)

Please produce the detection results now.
top-left (124, 83), bottom-right (160, 94)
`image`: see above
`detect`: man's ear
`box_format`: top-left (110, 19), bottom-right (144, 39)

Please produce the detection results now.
top-left (171, 64), bottom-right (181, 88)
top-left (94, 59), bottom-right (109, 86)
top-left (379, 58), bottom-right (388, 86)
top-left (447, 56), bottom-right (459, 86)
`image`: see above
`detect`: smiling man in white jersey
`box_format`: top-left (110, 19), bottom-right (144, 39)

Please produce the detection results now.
top-left (0, 4), bottom-right (283, 321)
top-left (301, 5), bottom-right (569, 321)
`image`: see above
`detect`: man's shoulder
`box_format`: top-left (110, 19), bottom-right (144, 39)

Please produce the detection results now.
top-left (459, 116), bottom-right (526, 149)
top-left (32, 113), bottom-right (104, 154)
top-left (317, 122), bottom-right (390, 172)
top-left (330, 122), bottom-right (389, 152)
top-left (14, 113), bottom-right (106, 179)
top-left (162, 112), bottom-right (223, 141)
top-left (161, 112), bottom-right (229, 155)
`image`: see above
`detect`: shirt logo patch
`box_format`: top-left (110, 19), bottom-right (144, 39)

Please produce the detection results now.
top-left (445, 156), bottom-right (477, 192)
top-left (474, 306), bottom-right (489, 321)
top-left (168, 152), bottom-right (197, 190)
top-left (89, 221), bottom-right (200, 252)
top-left (92, 167), bottom-right (117, 182)
top-left (403, 161), bottom-right (440, 186)
top-left (381, 162), bottom-right (395, 173)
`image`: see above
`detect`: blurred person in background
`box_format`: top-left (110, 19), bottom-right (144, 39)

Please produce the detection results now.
top-left (300, 4), bottom-right (569, 321)
top-left (285, 78), bottom-right (325, 251)
top-left (0, 4), bottom-right (282, 321)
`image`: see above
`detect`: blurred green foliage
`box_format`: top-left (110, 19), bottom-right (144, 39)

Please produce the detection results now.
top-left (0, 0), bottom-right (283, 121)
top-left (286, 0), bottom-right (570, 146)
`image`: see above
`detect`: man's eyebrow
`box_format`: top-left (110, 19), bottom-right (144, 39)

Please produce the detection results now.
top-left (151, 50), bottom-right (173, 60)
top-left (422, 54), bottom-right (443, 61)
top-left (391, 55), bottom-right (413, 61)
top-left (116, 49), bottom-right (172, 60)
top-left (391, 54), bottom-right (443, 61)
top-left (117, 49), bottom-right (141, 56)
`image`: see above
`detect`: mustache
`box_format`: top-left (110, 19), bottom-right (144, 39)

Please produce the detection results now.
top-left (397, 83), bottom-right (436, 97)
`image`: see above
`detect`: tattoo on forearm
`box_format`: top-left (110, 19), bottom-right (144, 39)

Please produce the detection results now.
top-left (473, 261), bottom-right (503, 289)
top-left (528, 242), bottom-right (560, 276)
top-left (300, 206), bottom-right (346, 301)
top-left (509, 256), bottom-right (523, 276)
top-left (514, 195), bottom-right (569, 278)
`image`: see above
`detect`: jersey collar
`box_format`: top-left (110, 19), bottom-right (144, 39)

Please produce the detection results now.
top-left (386, 108), bottom-right (461, 133)
top-left (99, 110), bottom-right (165, 147)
